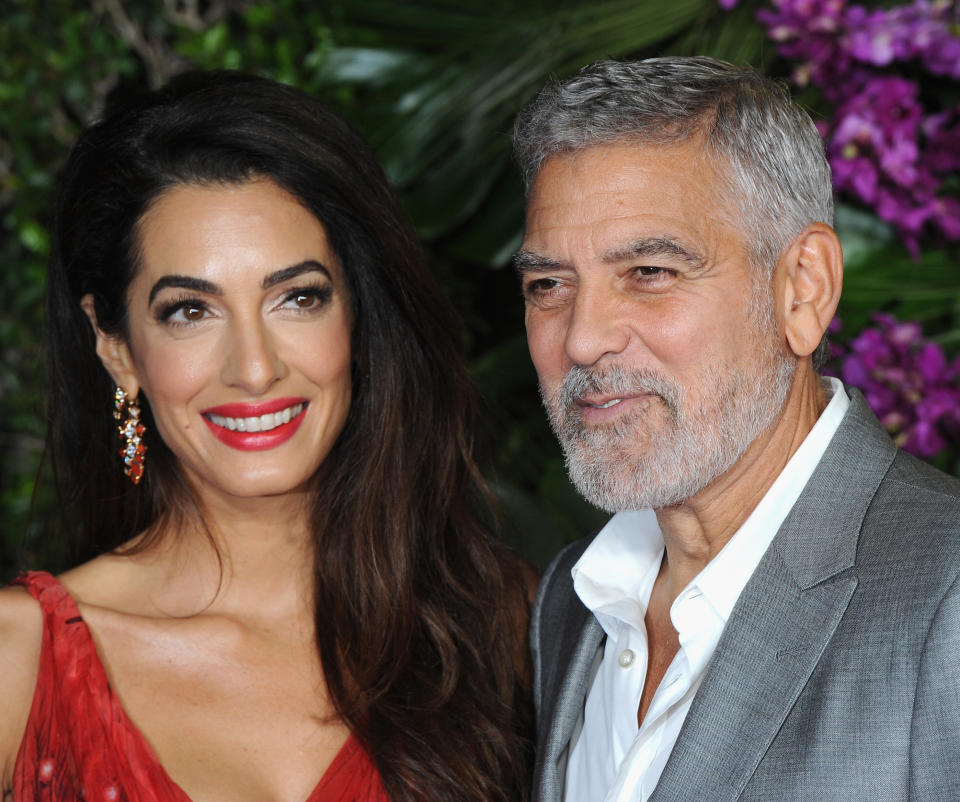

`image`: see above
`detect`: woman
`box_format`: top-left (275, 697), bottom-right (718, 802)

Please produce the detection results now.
top-left (0, 71), bottom-right (532, 802)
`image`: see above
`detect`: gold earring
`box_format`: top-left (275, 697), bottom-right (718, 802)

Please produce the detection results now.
top-left (114, 387), bottom-right (147, 485)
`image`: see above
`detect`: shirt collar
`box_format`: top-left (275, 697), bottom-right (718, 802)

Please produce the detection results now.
top-left (572, 509), bottom-right (663, 635)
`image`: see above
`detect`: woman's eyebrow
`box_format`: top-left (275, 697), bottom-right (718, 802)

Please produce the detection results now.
top-left (148, 275), bottom-right (220, 306)
top-left (147, 260), bottom-right (333, 305)
top-left (261, 260), bottom-right (332, 289)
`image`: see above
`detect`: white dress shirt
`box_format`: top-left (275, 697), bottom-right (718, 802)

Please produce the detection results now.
top-left (563, 378), bottom-right (850, 802)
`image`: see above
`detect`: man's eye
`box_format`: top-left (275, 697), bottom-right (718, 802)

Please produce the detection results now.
top-left (525, 278), bottom-right (559, 294)
top-left (632, 266), bottom-right (678, 283)
top-left (523, 277), bottom-right (574, 308)
top-left (524, 277), bottom-right (572, 298)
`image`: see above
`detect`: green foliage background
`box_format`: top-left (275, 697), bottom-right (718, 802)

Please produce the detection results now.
top-left (3, 0), bottom-right (958, 579)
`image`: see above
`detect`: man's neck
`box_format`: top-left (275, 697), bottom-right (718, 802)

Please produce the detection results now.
top-left (654, 365), bottom-right (828, 600)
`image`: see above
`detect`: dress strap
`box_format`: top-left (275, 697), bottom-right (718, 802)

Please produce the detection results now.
top-left (16, 570), bottom-right (87, 624)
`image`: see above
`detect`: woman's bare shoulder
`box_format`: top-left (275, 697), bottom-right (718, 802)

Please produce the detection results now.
top-left (0, 584), bottom-right (44, 792)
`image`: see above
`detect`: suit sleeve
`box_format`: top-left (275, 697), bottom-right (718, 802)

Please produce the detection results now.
top-left (910, 571), bottom-right (960, 801)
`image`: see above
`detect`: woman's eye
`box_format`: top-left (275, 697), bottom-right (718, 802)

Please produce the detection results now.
top-left (156, 300), bottom-right (209, 325)
top-left (280, 286), bottom-right (332, 311)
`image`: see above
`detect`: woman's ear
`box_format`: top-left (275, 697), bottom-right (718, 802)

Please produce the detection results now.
top-left (80, 294), bottom-right (141, 397)
top-left (778, 223), bottom-right (843, 359)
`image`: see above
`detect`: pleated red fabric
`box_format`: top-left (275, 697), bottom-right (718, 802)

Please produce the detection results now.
top-left (12, 571), bottom-right (388, 802)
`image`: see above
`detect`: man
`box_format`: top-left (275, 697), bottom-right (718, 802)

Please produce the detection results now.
top-left (513, 57), bottom-right (960, 802)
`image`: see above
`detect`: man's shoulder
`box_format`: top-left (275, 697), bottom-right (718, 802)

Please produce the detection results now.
top-left (884, 447), bottom-right (960, 505)
top-left (826, 391), bottom-right (960, 553)
top-left (855, 448), bottom-right (960, 585)
top-left (870, 447), bottom-right (960, 539)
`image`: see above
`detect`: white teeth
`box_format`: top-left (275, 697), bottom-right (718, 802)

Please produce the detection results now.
top-left (206, 403), bottom-right (304, 433)
top-left (596, 398), bottom-right (622, 409)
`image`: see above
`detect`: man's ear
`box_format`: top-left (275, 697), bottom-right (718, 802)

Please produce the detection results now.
top-left (777, 223), bottom-right (843, 359)
top-left (80, 294), bottom-right (141, 397)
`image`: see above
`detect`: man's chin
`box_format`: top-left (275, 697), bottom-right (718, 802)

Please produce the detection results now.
top-left (562, 445), bottom-right (695, 512)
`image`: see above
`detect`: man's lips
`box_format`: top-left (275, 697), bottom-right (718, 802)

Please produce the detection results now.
top-left (576, 393), bottom-right (655, 421)
top-left (578, 395), bottom-right (627, 410)
top-left (576, 392), bottom-right (656, 409)
top-left (201, 398), bottom-right (307, 450)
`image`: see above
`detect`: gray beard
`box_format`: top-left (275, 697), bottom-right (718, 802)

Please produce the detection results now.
top-left (542, 342), bottom-right (795, 512)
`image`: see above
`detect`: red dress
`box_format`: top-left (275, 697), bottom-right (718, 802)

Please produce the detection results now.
top-left (12, 571), bottom-right (389, 802)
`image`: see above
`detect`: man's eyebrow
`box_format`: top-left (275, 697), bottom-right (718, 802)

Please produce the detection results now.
top-left (512, 250), bottom-right (566, 276)
top-left (148, 275), bottom-right (220, 306)
top-left (602, 237), bottom-right (706, 270)
top-left (147, 260), bottom-right (332, 305)
top-left (261, 260), bottom-right (332, 289)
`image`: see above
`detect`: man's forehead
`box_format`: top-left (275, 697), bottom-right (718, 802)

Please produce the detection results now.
top-left (520, 141), bottom-right (742, 260)
top-left (529, 137), bottom-right (715, 188)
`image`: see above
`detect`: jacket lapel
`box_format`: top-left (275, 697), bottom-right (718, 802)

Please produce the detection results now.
top-left (536, 600), bottom-right (605, 802)
top-left (650, 550), bottom-right (858, 801)
top-left (651, 391), bottom-right (897, 801)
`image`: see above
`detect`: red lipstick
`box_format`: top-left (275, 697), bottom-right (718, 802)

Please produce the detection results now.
top-left (203, 397), bottom-right (305, 418)
top-left (201, 397), bottom-right (307, 451)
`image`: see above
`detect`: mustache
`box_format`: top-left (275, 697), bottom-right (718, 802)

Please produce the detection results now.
top-left (547, 365), bottom-right (683, 418)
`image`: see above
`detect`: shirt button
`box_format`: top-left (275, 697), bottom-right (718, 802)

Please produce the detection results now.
top-left (618, 649), bottom-right (636, 668)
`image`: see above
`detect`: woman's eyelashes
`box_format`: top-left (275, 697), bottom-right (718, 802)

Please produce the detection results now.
top-left (153, 284), bottom-right (335, 327)
top-left (277, 284), bottom-right (333, 313)
top-left (155, 296), bottom-right (210, 326)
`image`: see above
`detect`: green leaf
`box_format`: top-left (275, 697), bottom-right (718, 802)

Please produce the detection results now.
top-left (18, 220), bottom-right (50, 255)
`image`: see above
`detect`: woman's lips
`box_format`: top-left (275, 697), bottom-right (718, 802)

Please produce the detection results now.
top-left (201, 398), bottom-right (307, 451)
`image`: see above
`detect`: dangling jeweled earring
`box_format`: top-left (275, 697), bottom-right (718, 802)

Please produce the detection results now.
top-left (114, 386), bottom-right (147, 485)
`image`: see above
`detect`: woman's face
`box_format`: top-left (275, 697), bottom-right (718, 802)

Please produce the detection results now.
top-left (91, 179), bottom-right (353, 503)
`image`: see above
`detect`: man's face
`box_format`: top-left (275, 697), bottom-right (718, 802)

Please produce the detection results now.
top-left (518, 141), bottom-right (795, 511)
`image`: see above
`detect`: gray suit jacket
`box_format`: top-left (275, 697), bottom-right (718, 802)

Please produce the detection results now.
top-left (531, 390), bottom-right (960, 801)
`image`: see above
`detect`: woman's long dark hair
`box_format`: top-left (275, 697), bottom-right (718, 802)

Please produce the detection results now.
top-left (46, 71), bottom-right (532, 801)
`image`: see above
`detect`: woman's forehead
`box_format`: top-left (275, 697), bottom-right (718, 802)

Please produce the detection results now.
top-left (132, 180), bottom-right (341, 292)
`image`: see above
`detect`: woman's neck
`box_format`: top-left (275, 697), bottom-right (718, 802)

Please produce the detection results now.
top-left (103, 488), bottom-right (318, 623)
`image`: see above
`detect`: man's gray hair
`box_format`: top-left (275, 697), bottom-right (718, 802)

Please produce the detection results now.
top-left (513, 57), bottom-right (834, 278)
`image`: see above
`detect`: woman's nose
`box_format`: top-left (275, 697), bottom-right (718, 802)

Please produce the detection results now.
top-left (220, 320), bottom-right (287, 395)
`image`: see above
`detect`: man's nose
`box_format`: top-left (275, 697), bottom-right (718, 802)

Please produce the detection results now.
top-left (220, 320), bottom-right (287, 395)
top-left (563, 285), bottom-right (630, 367)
